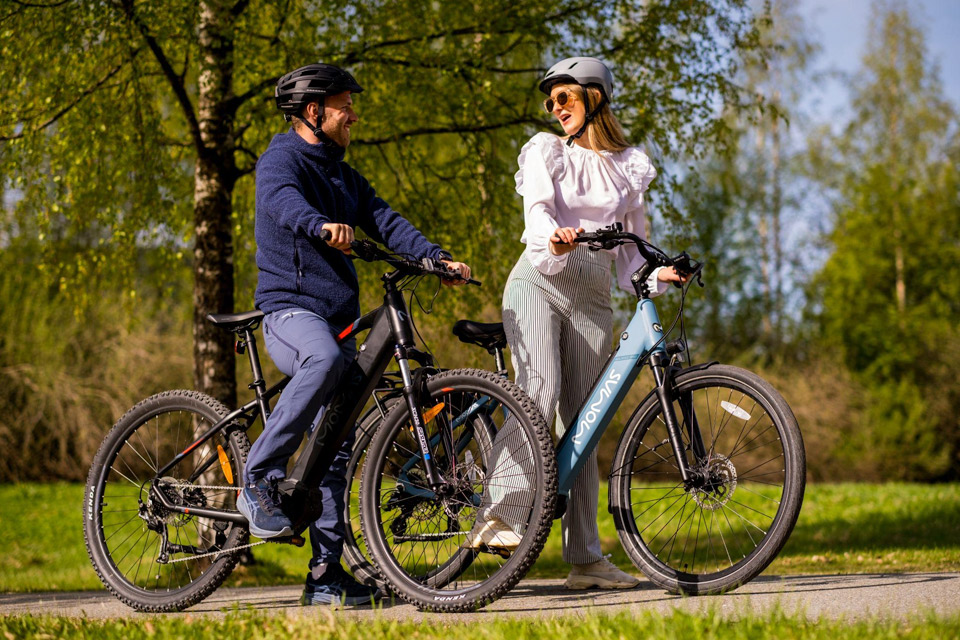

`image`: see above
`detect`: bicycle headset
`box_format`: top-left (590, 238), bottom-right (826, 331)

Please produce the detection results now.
top-left (539, 56), bottom-right (614, 147)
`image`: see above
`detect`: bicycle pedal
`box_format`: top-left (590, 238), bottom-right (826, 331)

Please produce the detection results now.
top-left (271, 535), bottom-right (305, 547)
top-left (478, 544), bottom-right (512, 559)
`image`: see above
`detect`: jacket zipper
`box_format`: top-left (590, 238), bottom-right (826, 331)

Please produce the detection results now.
top-left (294, 239), bottom-right (303, 294)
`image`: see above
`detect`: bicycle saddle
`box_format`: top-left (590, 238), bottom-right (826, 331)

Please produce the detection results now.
top-left (452, 320), bottom-right (507, 353)
top-left (207, 310), bottom-right (265, 332)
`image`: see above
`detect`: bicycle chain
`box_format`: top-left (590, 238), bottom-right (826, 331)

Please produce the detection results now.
top-left (165, 539), bottom-right (268, 563)
top-left (160, 481), bottom-right (267, 564)
top-left (167, 482), bottom-right (239, 491)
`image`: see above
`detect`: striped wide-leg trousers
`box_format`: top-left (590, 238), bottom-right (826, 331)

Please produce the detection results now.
top-left (494, 248), bottom-right (613, 565)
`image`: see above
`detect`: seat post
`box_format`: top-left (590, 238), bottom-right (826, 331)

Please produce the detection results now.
top-left (242, 328), bottom-right (271, 421)
top-left (492, 347), bottom-right (507, 377)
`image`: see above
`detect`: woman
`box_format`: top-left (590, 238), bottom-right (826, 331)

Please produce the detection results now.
top-left (468, 57), bottom-right (686, 590)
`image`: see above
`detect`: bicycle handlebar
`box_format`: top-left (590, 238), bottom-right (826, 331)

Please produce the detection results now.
top-left (570, 223), bottom-right (704, 285)
top-left (319, 229), bottom-right (481, 286)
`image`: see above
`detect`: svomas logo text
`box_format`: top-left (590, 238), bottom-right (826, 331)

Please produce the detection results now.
top-left (572, 370), bottom-right (621, 445)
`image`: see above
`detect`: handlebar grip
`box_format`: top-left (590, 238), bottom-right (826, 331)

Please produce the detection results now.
top-left (319, 228), bottom-right (332, 242)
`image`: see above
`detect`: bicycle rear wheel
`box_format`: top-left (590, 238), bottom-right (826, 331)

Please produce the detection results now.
top-left (83, 390), bottom-right (249, 612)
top-left (360, 369), bottom-right (556, 612)
top-left (609, 364), bottom-right (805, 595)
top-left (342, 399), bottom-right (398, 590)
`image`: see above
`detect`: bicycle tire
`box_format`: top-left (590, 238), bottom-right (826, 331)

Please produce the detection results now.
top-left (341, 401), bottom-right (395, 589)
top-left (360, 369), bottom-right (556, 612)
top-left (83, 390), bottom-right (250, 612)
top-left (609, 364), bottom-right (805, 595)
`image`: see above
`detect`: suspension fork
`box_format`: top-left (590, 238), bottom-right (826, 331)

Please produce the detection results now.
top-left (395, 348), bottom-right (447, 489)
top-left (649, 351), bottom-right (697, 486)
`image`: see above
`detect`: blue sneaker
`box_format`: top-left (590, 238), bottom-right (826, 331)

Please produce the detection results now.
top-left (300, 563), bottom-right (382, 607)
top-left (236, 477), bottom-right (293, 539)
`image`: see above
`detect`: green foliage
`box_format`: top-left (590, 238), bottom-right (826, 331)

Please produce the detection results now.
top-left (0, 0), bottom-right (775, 468)
top-left (809, 2), bottom-right (960, 480)
top-left (654, 0), bottom-right (821, 364)
top-left (1, 0), bottom-right (770, 310)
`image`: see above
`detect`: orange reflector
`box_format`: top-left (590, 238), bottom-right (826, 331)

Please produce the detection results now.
top-left (440, 387), bottom-right (454, 393)
top-left (422, 402), bottom-right (445, 424)
top-left (217, 444), bottom-right (234, 485)
top-left (407, 403), bottom-right (446, 431)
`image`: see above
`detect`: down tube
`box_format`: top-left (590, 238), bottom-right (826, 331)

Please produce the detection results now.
top-left (555, 299), bottom-right (665, 496)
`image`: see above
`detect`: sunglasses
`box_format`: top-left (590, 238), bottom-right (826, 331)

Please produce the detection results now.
top-left (543, 90), bottom-right (577, 113)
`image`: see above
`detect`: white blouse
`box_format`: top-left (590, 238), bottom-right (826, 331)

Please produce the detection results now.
top-left (515, 132), bottom-right (668, 296)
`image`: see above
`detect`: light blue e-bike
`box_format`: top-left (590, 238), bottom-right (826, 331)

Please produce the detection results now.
top-left (359, 224), bottom-right (806, 611)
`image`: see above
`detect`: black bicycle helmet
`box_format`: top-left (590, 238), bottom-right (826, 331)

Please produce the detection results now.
top-left (275, 63), bottom-right (363, 120)
top-left (538, 56), bottom-right (614, 146)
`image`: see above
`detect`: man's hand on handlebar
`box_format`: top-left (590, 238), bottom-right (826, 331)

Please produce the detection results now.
top-left (321, 223), bottom-right (354, 254)
top-left (439, 260), bottom-right (472, 286)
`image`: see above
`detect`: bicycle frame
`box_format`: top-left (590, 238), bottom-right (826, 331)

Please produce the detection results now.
top-left (553, 298), bottom-right (672, 496)
top-left (151, 268), bottom-right (445, 534)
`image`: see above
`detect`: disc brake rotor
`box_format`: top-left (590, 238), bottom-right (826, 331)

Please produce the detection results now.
top-left (690, 454), bottom-right (738, 511)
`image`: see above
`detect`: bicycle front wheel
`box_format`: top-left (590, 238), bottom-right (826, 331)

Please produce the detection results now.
top-left (609, 364), bottom-right (805, 595)
top-left (360, 369), bottom-right (556, 612)
top-left (83, 390), bottom-right (250, 612)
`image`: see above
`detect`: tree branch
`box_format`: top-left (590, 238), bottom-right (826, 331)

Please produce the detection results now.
top-left (9, 0), bottom-right (71, 7)
top-left (360, 54), bottom-right (542, 75)
top-left (116, 0), bottom-right (203, 152)
top-left (342, 3), bottom-right (592, 63)
top-left (230, 0), bottom-right (250, 18)
top-left (0, 60), bottom-right (129, 141)
top-left (353, 116), bottom-right (548, 146)
top-left (226, 76), bottom-right (279, 113)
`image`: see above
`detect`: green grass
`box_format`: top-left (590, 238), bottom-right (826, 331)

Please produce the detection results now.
top-left (2, 608), bottom-right (959, 639)
top-left (1, 482), bottom-right (958, 593)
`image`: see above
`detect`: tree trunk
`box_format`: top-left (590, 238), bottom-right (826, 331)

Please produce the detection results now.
top-left (770, 92), bottom-right (784, 345)
top-left (193, 0), bottom-right (238, 407)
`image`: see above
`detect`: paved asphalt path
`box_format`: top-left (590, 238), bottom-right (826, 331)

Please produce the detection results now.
top-left (1, 573), bottom-right (958, 621)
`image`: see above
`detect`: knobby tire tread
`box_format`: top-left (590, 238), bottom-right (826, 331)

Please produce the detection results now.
top-left (360, 369), bottom-right (557, 612)
top-left (83, 390), bottom-right (250, 613)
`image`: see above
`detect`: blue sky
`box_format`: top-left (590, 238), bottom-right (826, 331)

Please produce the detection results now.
top-left (799, 0), bottom-right (960, 122)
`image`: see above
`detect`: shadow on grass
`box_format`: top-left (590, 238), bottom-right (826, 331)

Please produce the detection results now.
top-left (224, 556), bottom-right (297, 588)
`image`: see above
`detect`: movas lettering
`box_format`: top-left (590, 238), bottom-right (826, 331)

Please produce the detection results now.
top-left (572, 370), bottom-right (621, 445)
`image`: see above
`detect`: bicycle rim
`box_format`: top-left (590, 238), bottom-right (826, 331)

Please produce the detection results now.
top-left (611, 366), bottom-right (804, 593)
top-left (361, 369), bottom-right (556, 611)
top-left (85, 392), bottom-right (248, 610)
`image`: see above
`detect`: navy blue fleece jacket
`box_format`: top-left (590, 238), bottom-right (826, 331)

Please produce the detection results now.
top-left (254, 130), bottom-right (447, 329)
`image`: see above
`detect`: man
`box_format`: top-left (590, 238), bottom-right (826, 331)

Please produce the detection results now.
top-left (239, 62), bottom-right (471, 607)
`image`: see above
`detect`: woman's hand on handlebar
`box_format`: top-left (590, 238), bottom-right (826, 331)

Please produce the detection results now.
top-left (549, 227), bottom-right (583, 256)
top-left (321, 223), bottom-right (354, 254)
top-left (656, 266), bottom-right (690, 285)
top-left (440, 260), bottom-right (472, 286)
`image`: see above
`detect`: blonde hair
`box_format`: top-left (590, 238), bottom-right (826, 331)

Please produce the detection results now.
top-left (581, 85), bottom-right (629, 153)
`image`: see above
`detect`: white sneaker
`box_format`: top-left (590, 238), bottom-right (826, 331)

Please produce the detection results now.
top-left (564, 555), bottom-right (640, 590)
top-left (464, 515), bottom-right (522, 550)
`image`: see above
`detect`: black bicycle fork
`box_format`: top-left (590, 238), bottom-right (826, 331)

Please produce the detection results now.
top-left (648, 351), bottom-right (710, 490)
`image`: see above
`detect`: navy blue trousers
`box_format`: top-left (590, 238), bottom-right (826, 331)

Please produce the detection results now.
top-left (244, 308), bottom-right (357, 568)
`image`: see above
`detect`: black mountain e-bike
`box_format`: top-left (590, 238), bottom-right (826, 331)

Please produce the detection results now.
top-left (83, 239), bottom-right (552, 612)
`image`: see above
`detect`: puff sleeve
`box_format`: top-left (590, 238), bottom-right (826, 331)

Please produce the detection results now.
top-left (515, 133), bottom-right (569, 275)
top-left (615, 148), bottom-right (669, 296)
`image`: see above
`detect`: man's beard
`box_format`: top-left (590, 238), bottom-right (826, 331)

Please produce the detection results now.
top-left (325, 123), bottom-right (350, 148)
